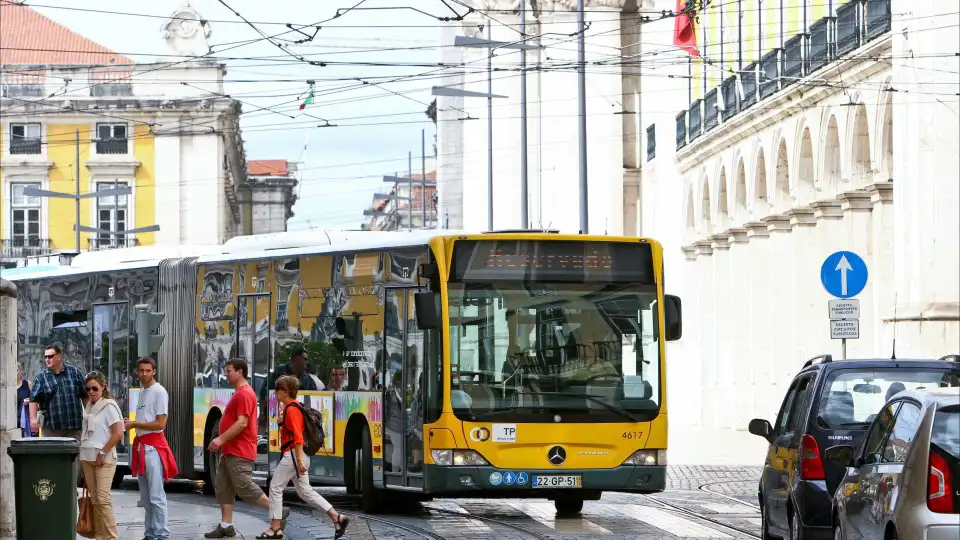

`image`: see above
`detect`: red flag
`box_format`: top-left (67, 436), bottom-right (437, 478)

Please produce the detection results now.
top-left (673, 0), bottom-right (699, 57)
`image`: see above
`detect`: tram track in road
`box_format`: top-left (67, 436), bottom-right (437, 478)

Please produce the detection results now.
top-left (425, 505), bottom-right (552, 540)
top-left (696, 480), bottom-right (762, 510)
top-left (285, 499), bottom-right (448, 540)
top-left (640, 494), bottom-right (762, 539)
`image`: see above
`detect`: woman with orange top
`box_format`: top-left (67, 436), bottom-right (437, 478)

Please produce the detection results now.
top-left (260, 375), bottom-right (349, 540)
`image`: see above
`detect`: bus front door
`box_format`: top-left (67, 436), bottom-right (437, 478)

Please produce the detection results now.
top-left (382, 288), bottom-right (425, 490)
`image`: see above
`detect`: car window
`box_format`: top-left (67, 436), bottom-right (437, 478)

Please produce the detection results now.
top-left (774, 378), bottom-right (802, 434)
top-left (786, 375), bottom-right (816, 433)
top-left (881, 401), bottom-right (922, 463)
top-left (931, 406), bottom-right (960, 460)
top-left (862, 401), bottom-right (900, 465)
top-left (817, 368), bottom-right (960, 429)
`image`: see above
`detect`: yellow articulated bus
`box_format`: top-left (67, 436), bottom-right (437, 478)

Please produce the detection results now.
top-left (7, 229), bottom-right (681, 514)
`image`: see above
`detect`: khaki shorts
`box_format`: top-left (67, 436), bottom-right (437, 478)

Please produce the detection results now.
top-left (214, 455), bottom-right (265, 504)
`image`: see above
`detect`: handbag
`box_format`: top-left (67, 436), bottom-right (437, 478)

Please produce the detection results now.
top-left (77, 471), bottom-right (95, 538)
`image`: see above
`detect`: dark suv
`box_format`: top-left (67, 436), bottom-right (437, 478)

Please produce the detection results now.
top-left (748, 354), bottom-right (960, 539)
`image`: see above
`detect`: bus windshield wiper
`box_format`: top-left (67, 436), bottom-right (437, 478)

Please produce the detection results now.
top-left (518, 391), bottom-right (643, 422)
top-left (463, 407), bottom-right (544, 421)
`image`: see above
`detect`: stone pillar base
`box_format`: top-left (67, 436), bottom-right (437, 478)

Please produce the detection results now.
top-left (881, 302), bottom-right (960, 357)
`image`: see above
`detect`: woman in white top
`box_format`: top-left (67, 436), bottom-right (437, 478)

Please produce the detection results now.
top-left (80, 371), bottom-right (124, 540)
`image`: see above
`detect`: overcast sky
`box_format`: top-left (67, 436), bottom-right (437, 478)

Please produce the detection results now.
top-left (31, 0), bottom-right (450, 230)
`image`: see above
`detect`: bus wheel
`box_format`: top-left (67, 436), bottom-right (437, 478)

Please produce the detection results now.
top-left (203, 420), bottom-right (221, 495)
top-left (357, 424), bottom-right (381, 513)
top-left (554, 496), bottom-right (584, 516)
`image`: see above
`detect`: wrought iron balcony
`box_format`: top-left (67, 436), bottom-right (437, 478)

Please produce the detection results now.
top-left (688, 99), bottom-right (703, 142)
top-left (865, 0), bottom-right (891, 41)
top-left (836, 1), bottom-right (862, 57)
top-left (88, 237), bottom-right (139, 251)
top-left (9, 138), bottom-right (41, 155)
top-left (782, 34), bottom-right (805, 87)
top-left (720, 76), bottom-right (740, 121)
top-left (676, 111), bottom-right (687, 150)
top-left (703, 89), bottom-right (719, 131)
top-left (95, 138), bottom-right (128, 154)
top-left (0, 238), bottom-right (52, 258)
top-left (759, 50), bottom-right (781, 99)
top-left (808, 17), bottom-right (833, 73)
top-left (740, 63), bottom-right (758, 109)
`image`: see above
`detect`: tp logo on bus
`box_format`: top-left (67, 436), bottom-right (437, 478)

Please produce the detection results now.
top-left (469, 427), bottom-right (490, 442)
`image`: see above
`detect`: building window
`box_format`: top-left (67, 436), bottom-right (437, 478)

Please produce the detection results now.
top-left (93, 181), bottom-right (129, 249)
top-left (10, 123), bottom-right (41, 154)
top-left (95, 123), bottom-right (128, 154)
top-left (646, 124), bottom-right (656, 161)
top-left (10, 183), bottom-right (42, 247)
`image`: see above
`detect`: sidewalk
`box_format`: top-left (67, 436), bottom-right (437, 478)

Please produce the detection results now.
top-left (78, 489), bottom-right (268, 540)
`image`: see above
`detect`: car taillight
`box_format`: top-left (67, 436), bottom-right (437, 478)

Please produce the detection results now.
top-left (800, 434), bottom-right (826, 480)
top-left (928, 450), bottom-right (956, 513)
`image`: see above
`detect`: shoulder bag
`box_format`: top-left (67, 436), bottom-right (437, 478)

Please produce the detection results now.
top-left (77, 471), bottom-right (95, 538)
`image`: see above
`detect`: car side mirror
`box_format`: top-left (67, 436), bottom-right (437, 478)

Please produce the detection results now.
top-left (663, 294), bottom-right (682, 341)
top-left (414, 291), bottom-right (440, 330)
top-left (824, 445), bottom-right (856, 468)
top-left (748, 418), bottom-right (774, 442)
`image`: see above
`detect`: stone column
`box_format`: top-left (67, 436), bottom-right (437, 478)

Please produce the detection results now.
top-left (810, 200), bottom-right (844, 354)
top-left (838, 191), bottom-right (875, 357)
top-left (726, 228), bottom-right (749, 429)
top-left (673, 245), bottom-right (702, 428)
top-left (744, 222), bottom-right (770, 422)
top-left (693, 240), bottom-right (716, 427)
top-left (868, 183), bottom-right (896, 354)
top-left (761, 215), bottom-right (792, 415)
top-left (708, 234), bottom-right (732, 428)
top-left (785, 208), bottom-right (817, 360)
top-left (890, 0), bottom-right (960, 354)
top-left (0, 278), bottom-right (19, 540)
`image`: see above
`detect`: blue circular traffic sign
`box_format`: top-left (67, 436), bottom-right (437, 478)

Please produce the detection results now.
top-left (820, 251), bottom-right (868, 299)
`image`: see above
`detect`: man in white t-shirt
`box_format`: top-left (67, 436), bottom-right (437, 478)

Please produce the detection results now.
top-left (124, 357), bottom-right (175, 540)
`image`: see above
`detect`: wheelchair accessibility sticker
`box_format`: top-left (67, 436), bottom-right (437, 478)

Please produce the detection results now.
top-left (516, 472), bottom-right (529, 485)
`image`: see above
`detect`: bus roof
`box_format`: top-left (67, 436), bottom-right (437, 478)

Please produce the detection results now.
top-left (4, 244), bottom-right (225, 282)
top-left (199, 228), bottom-right (468, 264)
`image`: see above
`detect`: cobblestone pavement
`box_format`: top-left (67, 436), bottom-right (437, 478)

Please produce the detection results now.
top-left (81, 466), bottom-right (764, 540)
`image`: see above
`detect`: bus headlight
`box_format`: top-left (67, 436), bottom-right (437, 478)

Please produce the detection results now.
top-left (431, 449), bottom-right (490, 466)
top-left (623, 449), bottom-right (667, 466)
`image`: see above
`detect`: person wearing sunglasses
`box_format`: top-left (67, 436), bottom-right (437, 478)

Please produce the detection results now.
top-left (28, 342), bottom-right (87, 439)
top-left (80, 371), bottom-right (123, 540)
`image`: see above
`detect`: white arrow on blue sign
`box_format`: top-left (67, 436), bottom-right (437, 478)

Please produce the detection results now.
top-left (820, 251), bottom-right (868, 299)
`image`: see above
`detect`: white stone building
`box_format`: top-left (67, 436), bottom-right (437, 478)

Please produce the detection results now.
top-left (438, 0), bottom-right (960, 431)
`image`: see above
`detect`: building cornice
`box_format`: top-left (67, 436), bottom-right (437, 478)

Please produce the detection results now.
top-left (0, 160), bottom-right (54, 176)
top-left (469, 0), bottom-right (628, 12)
top-left (784, 207), bottom-right (816, 228)
top-left (867, 182), bottom-right (893, 205)
top-left (85, 158), bottom-right (141, 178)
top-left (810, 200), bottom-right (843, 220)
top-left (675, 34), bottom-right (892, 172)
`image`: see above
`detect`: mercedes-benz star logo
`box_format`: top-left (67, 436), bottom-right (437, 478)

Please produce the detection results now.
top-left (547, 445), bottom-right (566, 466)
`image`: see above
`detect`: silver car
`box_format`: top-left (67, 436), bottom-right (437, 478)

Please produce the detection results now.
top-left (826, 386), bottom-right (959, 540)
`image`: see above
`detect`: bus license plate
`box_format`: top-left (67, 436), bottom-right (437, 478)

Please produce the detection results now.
top-left (532, 475), bottom-right (582, 488)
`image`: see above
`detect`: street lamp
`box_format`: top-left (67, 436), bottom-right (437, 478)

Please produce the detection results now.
top-left (435, 27), bottom-right (538, 231)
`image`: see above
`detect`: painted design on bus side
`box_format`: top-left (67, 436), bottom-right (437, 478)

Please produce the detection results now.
top-left (267, 391), bottom-right (335, 453)
top-left (336, 392), bottom-right (382, 422)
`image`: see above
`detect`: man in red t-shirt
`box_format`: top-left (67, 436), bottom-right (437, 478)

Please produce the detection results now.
top-left (204, 358), bottom-right (290, 538)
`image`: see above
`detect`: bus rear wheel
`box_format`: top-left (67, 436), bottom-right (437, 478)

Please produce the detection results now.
top-left (203, 419), bottom-right (221, 495)
top-left (356, 424), bottom-right (381, 513)
top-left (554, 497), bottom-right (584, 516)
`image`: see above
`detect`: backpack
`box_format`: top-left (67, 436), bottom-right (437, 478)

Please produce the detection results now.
top-left (280, 400), bottom-right (326, 456)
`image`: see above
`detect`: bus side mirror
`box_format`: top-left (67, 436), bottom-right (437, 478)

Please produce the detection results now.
top-left (663, 294), bottom-right (682, 341)
top-left (414, 291), bottom-right (440, 330)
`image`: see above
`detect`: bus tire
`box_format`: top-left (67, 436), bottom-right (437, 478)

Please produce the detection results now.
top-left (357, 423), bottom-right (381, 513)
top-left (203, 415), bottom-right (221, 495)
top-left (554, 496), bottom-right (584, 516)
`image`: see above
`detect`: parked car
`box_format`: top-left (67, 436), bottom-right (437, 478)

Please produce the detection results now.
top-left (826, 386), bottom-right (959, 540)
top-left (747, 353), bottom-right (960, 539)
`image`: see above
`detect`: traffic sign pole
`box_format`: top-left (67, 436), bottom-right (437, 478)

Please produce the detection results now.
top-left (822, 252), bottom-right (867, 360)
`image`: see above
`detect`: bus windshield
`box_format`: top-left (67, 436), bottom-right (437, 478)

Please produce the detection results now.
top-left (447, 282), bottom-right (662, 423)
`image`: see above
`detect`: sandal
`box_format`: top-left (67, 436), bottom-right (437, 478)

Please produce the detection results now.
top-left (256, 529), bottom-right (284, 539)
top-left (333, 514), bottom-right (350, 539)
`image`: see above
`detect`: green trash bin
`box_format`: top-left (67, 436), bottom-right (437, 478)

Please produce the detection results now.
top-left (7, 437), bottom-right (80, 540)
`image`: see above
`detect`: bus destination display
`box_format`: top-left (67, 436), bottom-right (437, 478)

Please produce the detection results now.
top-left (451, 240), bottom-right (654, 283)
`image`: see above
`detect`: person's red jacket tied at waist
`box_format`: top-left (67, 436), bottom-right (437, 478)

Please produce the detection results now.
top-left (130, 432), bottom-right (179, 482)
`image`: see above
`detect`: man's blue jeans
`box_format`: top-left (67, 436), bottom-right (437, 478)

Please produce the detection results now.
top-left (138, 445), bottom-right (170, 539)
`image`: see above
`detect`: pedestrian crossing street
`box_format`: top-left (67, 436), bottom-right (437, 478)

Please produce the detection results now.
top-left (424, 499), bottom-right (762, 538)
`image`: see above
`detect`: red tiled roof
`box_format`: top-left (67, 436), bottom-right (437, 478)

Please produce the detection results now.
top-left (0, 4), bottom-right (132, 65)
top-left (248, 159), bottom-right (289, 176)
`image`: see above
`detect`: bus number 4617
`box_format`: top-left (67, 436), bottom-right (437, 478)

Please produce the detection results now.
top-left (621, 432), bottom-right (642, 440)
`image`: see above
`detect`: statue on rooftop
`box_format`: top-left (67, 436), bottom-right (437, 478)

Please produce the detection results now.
top-left (161, 1), bottom-right (212, 58)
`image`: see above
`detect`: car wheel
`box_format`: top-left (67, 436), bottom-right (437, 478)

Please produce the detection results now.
top-left (760, 506), bottom-right (772, 540)
top-left (833, 522), bottom-right (843, 540)
top-left (789, 512), bottom-right (804, 540)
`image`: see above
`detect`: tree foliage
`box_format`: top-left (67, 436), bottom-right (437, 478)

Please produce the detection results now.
top-left (277, 334), bottom-right (342, 376)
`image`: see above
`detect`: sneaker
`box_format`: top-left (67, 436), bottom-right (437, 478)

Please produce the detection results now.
top-left (204, 524), bottom-right (237, 538)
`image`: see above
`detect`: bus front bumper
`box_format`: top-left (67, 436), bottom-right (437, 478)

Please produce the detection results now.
top-left (422, 464), bottom-right (665, 496)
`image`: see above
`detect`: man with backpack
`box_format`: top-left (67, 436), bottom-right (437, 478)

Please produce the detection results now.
top-left (261, 375), bottom-right (349, 540)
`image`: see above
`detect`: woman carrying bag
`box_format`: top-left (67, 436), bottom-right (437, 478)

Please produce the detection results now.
top-left (79, 371), bottom-right (124, 540)
top-left (260, 375), bottom-right (349, 539)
